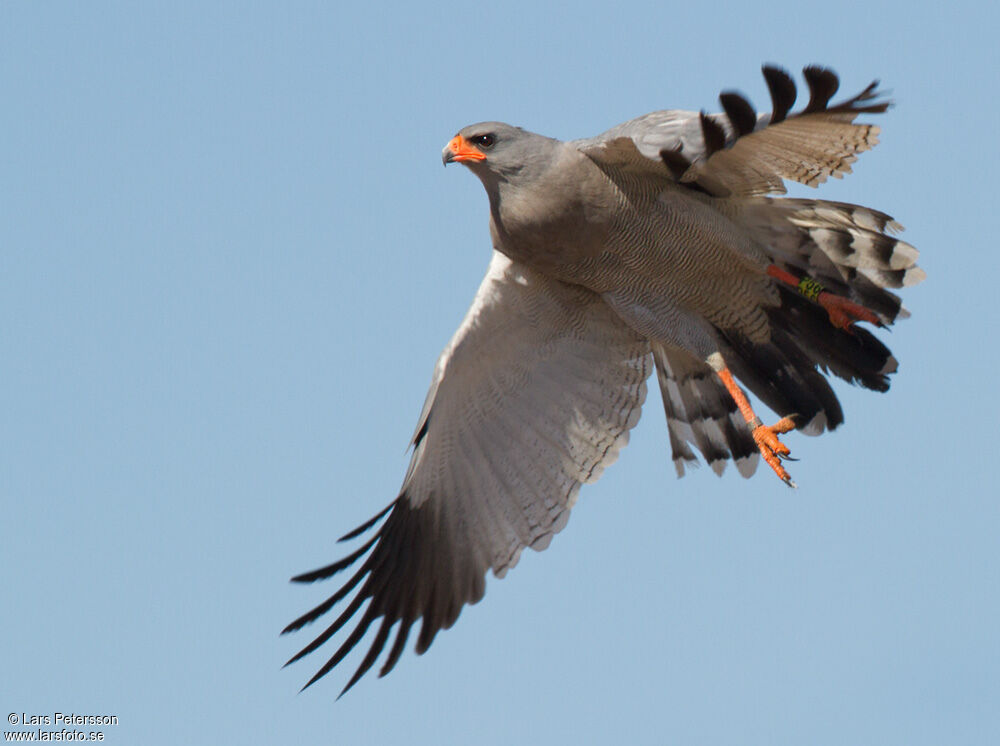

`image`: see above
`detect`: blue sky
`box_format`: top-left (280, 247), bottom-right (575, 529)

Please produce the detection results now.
top-left (3, 2), bottom-right (998, 744)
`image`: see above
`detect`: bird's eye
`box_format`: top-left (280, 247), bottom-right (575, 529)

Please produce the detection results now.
top-left (470, 134), bottom-right (495, 148)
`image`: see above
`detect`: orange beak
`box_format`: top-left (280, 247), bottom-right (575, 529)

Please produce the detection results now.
top-left (442, 134), bottom-right (487, 165)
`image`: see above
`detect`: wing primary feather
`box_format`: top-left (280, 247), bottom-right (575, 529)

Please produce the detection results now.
top-left (286, 591), bottom-right (369, 669)
top-left (289, 511), bottom-right (411, 678)
top-left (828, 80), bottom-right (890, 114)
top-left (699, 111), bottom-right (727, 156)
top-left (373, 502), bottom-right (433, 677)
top-left (301, 605), bottom-right (380, 693)
top-left (285, 500), bottom-right (415, 661)
top-left (762, 65), bottom-right (796, 123)
top-left (337, 500), bottom-right (394, 542)
top-left (379, 611), bottom-right (415, 677)
top-left (659, 146), bottom-right (691, 180)
top-left (415, 510), bottom-right (455, 654)
top-left (802, 66), bottom-right (840, 113)
top-left (338, 615), bottom-right (396, 698)
top-left (289, 534), bottom-right (378, 584)
top-left (282, 564), bottom-right (369, 635)
top-left (719, 92), bottom-right (757, 137)
top-left (414, 584), bottom-right (441, 655)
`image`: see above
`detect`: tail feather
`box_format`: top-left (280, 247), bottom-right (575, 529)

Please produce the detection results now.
top-left (655, 287), bottom-right (901, 476)
top-left (734, 196), bottom-right (924, 325)
top-left (720, 324), bottom-right (844, 436)
top-left (770, 288), bottom-right (896, 391)
top-left (652, 343), bottom-right (758, 478)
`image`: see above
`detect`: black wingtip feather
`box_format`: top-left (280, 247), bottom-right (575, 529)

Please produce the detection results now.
top-left (699, 111), bottom-right (727, 156)
top-left (338, 615), bottom-right (395, 697)
top-left (285, 496), bottom-right (472, 695)
top-left (282, 561), bottom-right (370, 635)
top-left (337, 500), bottom-right (394, 543)
top-left (298, 601), bottom-right (379, 689)
top-left (660, 146), bottom-right (691, 180)
top-left (802, 65), bottom-right (840, 113)
top-left (719, 91), bottom-right (758, 137)
top-left (831, 79), bottom-right (891, 114)
top-left (285, 588), bottom-right (369, 666)
top-left (762, 65), bottom-right (796, 123)
top-left (290, 534), bottom-right (378, 584)
top-left (379, 615), bottom-right (414, 678)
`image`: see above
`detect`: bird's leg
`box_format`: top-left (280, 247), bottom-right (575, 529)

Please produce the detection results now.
top-left (714, 362), bottom-right (798, 488)
top-left (766, 265), bottom-right (881, 331)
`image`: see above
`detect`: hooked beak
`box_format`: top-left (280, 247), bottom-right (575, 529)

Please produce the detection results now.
top-left (442, 134), bottom-right (487, 166)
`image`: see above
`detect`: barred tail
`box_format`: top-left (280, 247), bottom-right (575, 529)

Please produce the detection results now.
top-left (734, 196), bottom-right (925, 324)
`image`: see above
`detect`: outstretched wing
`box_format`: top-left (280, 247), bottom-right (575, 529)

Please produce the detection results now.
top-left (283, 251), bottom-right (651, 696)
top-left (576, 65), bottom-right (889, 197)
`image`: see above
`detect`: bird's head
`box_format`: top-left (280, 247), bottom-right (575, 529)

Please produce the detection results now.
top-left (442, 122), bottom-right (556, 184)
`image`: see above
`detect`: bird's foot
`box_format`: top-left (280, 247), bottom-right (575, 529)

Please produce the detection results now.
top-left (716, 366), bottom-right (801, 488)
top-left (750, 416), bottom-right (798, 488)
top-left (818, 292), bottom-right (882, 331)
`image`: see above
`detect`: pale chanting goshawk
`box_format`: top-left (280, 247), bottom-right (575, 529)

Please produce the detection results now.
top-left (283, 64), bottom-right (923, 696)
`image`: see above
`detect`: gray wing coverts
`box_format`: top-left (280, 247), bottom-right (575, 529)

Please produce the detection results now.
top-left (283, 252), bottom-right (650, 696)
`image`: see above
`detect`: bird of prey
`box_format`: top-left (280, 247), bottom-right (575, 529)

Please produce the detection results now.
top-left (283, 64), bottom-right (923, 696)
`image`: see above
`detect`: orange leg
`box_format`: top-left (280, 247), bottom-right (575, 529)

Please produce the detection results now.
top-left (717, 367), bottom-right (798, 488)
top-left (766, 265), bottom-right (881, 331)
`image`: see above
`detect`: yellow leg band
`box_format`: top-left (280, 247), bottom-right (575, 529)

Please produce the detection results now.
top-left (797, 276), bottom-right (825, 301)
